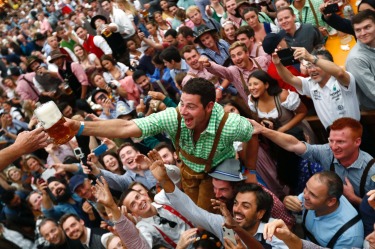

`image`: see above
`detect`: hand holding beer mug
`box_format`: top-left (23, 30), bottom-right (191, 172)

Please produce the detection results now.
top-left (34, 101), bottom-right (75, 145)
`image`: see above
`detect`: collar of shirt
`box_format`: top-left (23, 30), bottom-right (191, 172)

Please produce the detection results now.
top-left (179, 102), bottom-right (224, 135)
top-left (359, 41), bottom-right (375, 52)
top-left (83, 227), bottom-right (91, 247)
top-left (309, 75), bottom-right (336, 89)
top-left (333, 150), bottom-right (366, 170)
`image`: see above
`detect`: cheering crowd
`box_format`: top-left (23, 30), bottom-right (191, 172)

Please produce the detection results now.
top-left (0, 0), bottom-right (375, 248)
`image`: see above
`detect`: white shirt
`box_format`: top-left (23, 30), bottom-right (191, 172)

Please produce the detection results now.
top-left (298, 72), bottom-right (360, 128)
top-left (110, 7), bottom-right (135, 38)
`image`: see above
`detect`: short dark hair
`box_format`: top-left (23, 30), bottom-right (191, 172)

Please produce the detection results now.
top-left (180, 45), bottom-right (199, 59)
top-left (164, 29), bottom-right (177, 38)
top-left (313, 172), bottom-right (343, 200)
top-left (352, 9), bottom-right (375, 26)
top-left (74, 26), bottom-right (85, 33)
top-left (152, 52), bottom-right (163, 65)
top-left (182, 78), bottom-right (216, 108)
top-left (39, 217), bottom-right (59, 231)
top-left (132, 70), bottom-right (147, 82)
top-left (159, 46), bottom-right (181, 63)
top-left (249, 70), bottom-right (282, 99)
top-left (242, 7), bottom-right (259, 17)
top-left (118, 188), bottom-right (138, 209)
top-left (154, 141), bottom-right (176, 153)
top-left (311, 49), bottom-right (333, 62)
top-left (178, 26), bottom-right (194, 38)
top-left (235, 26), bottom-right (255, 39)
top-left (276, 6), bottom-right (295, 16)
top-left (236, 183), bottom-right (273, 223)
top-left (59, 213), bottom-right (81, 227)
top-left (117, 142), bottom-right (140, 155)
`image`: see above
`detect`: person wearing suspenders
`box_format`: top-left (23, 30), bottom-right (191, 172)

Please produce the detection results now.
top-left (65, 78), bottom-right (257, 212)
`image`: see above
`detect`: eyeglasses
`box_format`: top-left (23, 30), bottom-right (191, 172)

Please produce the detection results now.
top-left (304, 63), bottom-right (317, 69)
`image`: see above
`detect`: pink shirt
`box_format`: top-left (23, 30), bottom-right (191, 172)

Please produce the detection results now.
top-left (206, 56), bottom-right (269, 102)
top-left (182, 67), bottom-right (219, 87)
top-left (119, 76), bottom-right (141, 106)
top-left (16, 73), bottom-right (40, 102)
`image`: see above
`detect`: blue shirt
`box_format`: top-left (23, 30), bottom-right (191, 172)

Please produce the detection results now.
top-left (99, 168), bottom-right (157, 191)
top-left (197, 39), bottom-right (230, 65)
top-left (169, 59), bottom-right (189, 85)
top-left (300, 143), bottom-right (375, 197)
top-left (299, 194), bottom-right (364, 248)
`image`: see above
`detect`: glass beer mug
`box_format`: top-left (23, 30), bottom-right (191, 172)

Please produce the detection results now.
top-left (34, 101), bottom-right (75, 145)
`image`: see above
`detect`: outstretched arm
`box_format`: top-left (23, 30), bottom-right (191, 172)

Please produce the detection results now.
top-left (250, 119), bottom-right (307, 155)
top-left (64, 118), bottom-right (142, 139)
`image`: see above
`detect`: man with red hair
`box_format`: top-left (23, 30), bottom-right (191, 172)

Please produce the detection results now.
top-left (249, 117), bottom-right (375, 207)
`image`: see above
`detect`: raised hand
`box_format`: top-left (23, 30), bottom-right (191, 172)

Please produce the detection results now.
top-left (147, 149), bottom-right (163, 163)
top-left (92, 176), bottom-right (116, 207)
top-left (149, 160), bottom-right (170, 183)
top-left (211, 199), bottom-right (238, 229)
top-left (263, 219), bottom-right (292, 242)
top-left (134, 154), bottom-right (152, 170)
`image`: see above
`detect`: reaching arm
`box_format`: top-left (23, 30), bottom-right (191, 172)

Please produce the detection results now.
top-left (272, 52), bottom-right (303, 92)
top-left (292, 47), bottom-right (350, 87)
top-left (64, 118), bottom-right (142, 139)
top-left (0, 128), bottom-right (48, 171)
top-left (263, 219), bottom-right (304, 249)
top-left (249, 119), bottom-right (307, 155)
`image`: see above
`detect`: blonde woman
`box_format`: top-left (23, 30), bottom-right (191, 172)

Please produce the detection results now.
top-left (115, 0), bottom-right (138, 31)
top-left (73, 44), bottom-right (102, 77)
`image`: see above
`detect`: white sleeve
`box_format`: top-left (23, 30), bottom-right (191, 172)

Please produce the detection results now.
top-left (297, 77), bottom-right (311, 97)
top-left (93, 35), bottom-right (113, 55)
top-left (280, 90), bottom-right (301, 111)
top-left (166, 187), bottom-right (225, 240)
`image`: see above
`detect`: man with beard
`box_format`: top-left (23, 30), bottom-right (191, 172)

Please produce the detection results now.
top-left (39, 177), bottom-right (100, 227)
top-left (209, 159), bottom-right (295, 228)
top-left (39, 218), bottom-right (84, 249)
top-left (154, 142), bottom-right (180, 167)
top-left (149, 160), bottom-right (288, 248)
top-left (60, 213), bottom-right (107, 249)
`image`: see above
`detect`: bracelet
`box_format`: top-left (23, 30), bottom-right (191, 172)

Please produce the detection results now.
top-left (312, 55), bottom-right (319, 65)
top-left (137, 112), bottom-right (145, 118)
top-left (216, 86), bottom-right (224, 91)
top-left (76, 121), bottom-right (85, 136)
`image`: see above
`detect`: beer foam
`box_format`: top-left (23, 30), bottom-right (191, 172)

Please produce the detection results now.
top-left (34, 101), bottom-right (62, 129)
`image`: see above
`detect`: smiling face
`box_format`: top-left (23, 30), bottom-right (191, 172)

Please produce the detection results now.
top-left (146, 23), bottom-right (157, 36)
top-left (102, 59), bottom-right (115, 71)
top-left (160, 0), bottom-right (168, 11)
top-left (277, 9), bottom-right (296, 33)
top-left (248, 76), bottom-right (268, 98)
top-left (75, 27), bottom-right (87, 40)
top-left (101, 0), bottom-right (112, 13)
top-left (103, 154), bottom-right (120, 172)
top-left (232, 192), bottom-right (264, 230)
top-left (134, 75), bottom-right (151, 91)
top-left (328, 127), bottom-right (361, 163)
top-left (40, 221), bottom-right (65, 245)
top-left (28, 192), bottom-right (43, 210)
top-left (74, 179), bottom-right (93, 199)
top-left (62, 216), bottom-right (85, 241)
top-left (305, 55), bottom-right (329, 84)
top-left (354, 19), bottom-right (375, 46)
top-left (118, 145), bottom-right (140, 170)
top-left (123, 190), bottom-right (153, 217)
top-left (303, 175), bottom-right (332, 212)
top-left (73, 45), bottom-right (85, 58)
top-left (183, 49), bottom-right (201, 70)
top-left (48, 181), bottom-right (67, 199)
top-left (230, 46), bottom-right (249, 69)
top-left (275, 0), bottom-right (289, 10)
top-left (157, 147), bottom-right (177, 165)
top-left (26, 157), bottom-right (42, 172)
top-left (212, 178), bottom-right (236, 204)
top-left (8, 168), bottom-right (21, 182)
top-left (225, 0), bottom-right (237, 15)
top-left (179, 93), bottom-right (214, 132)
